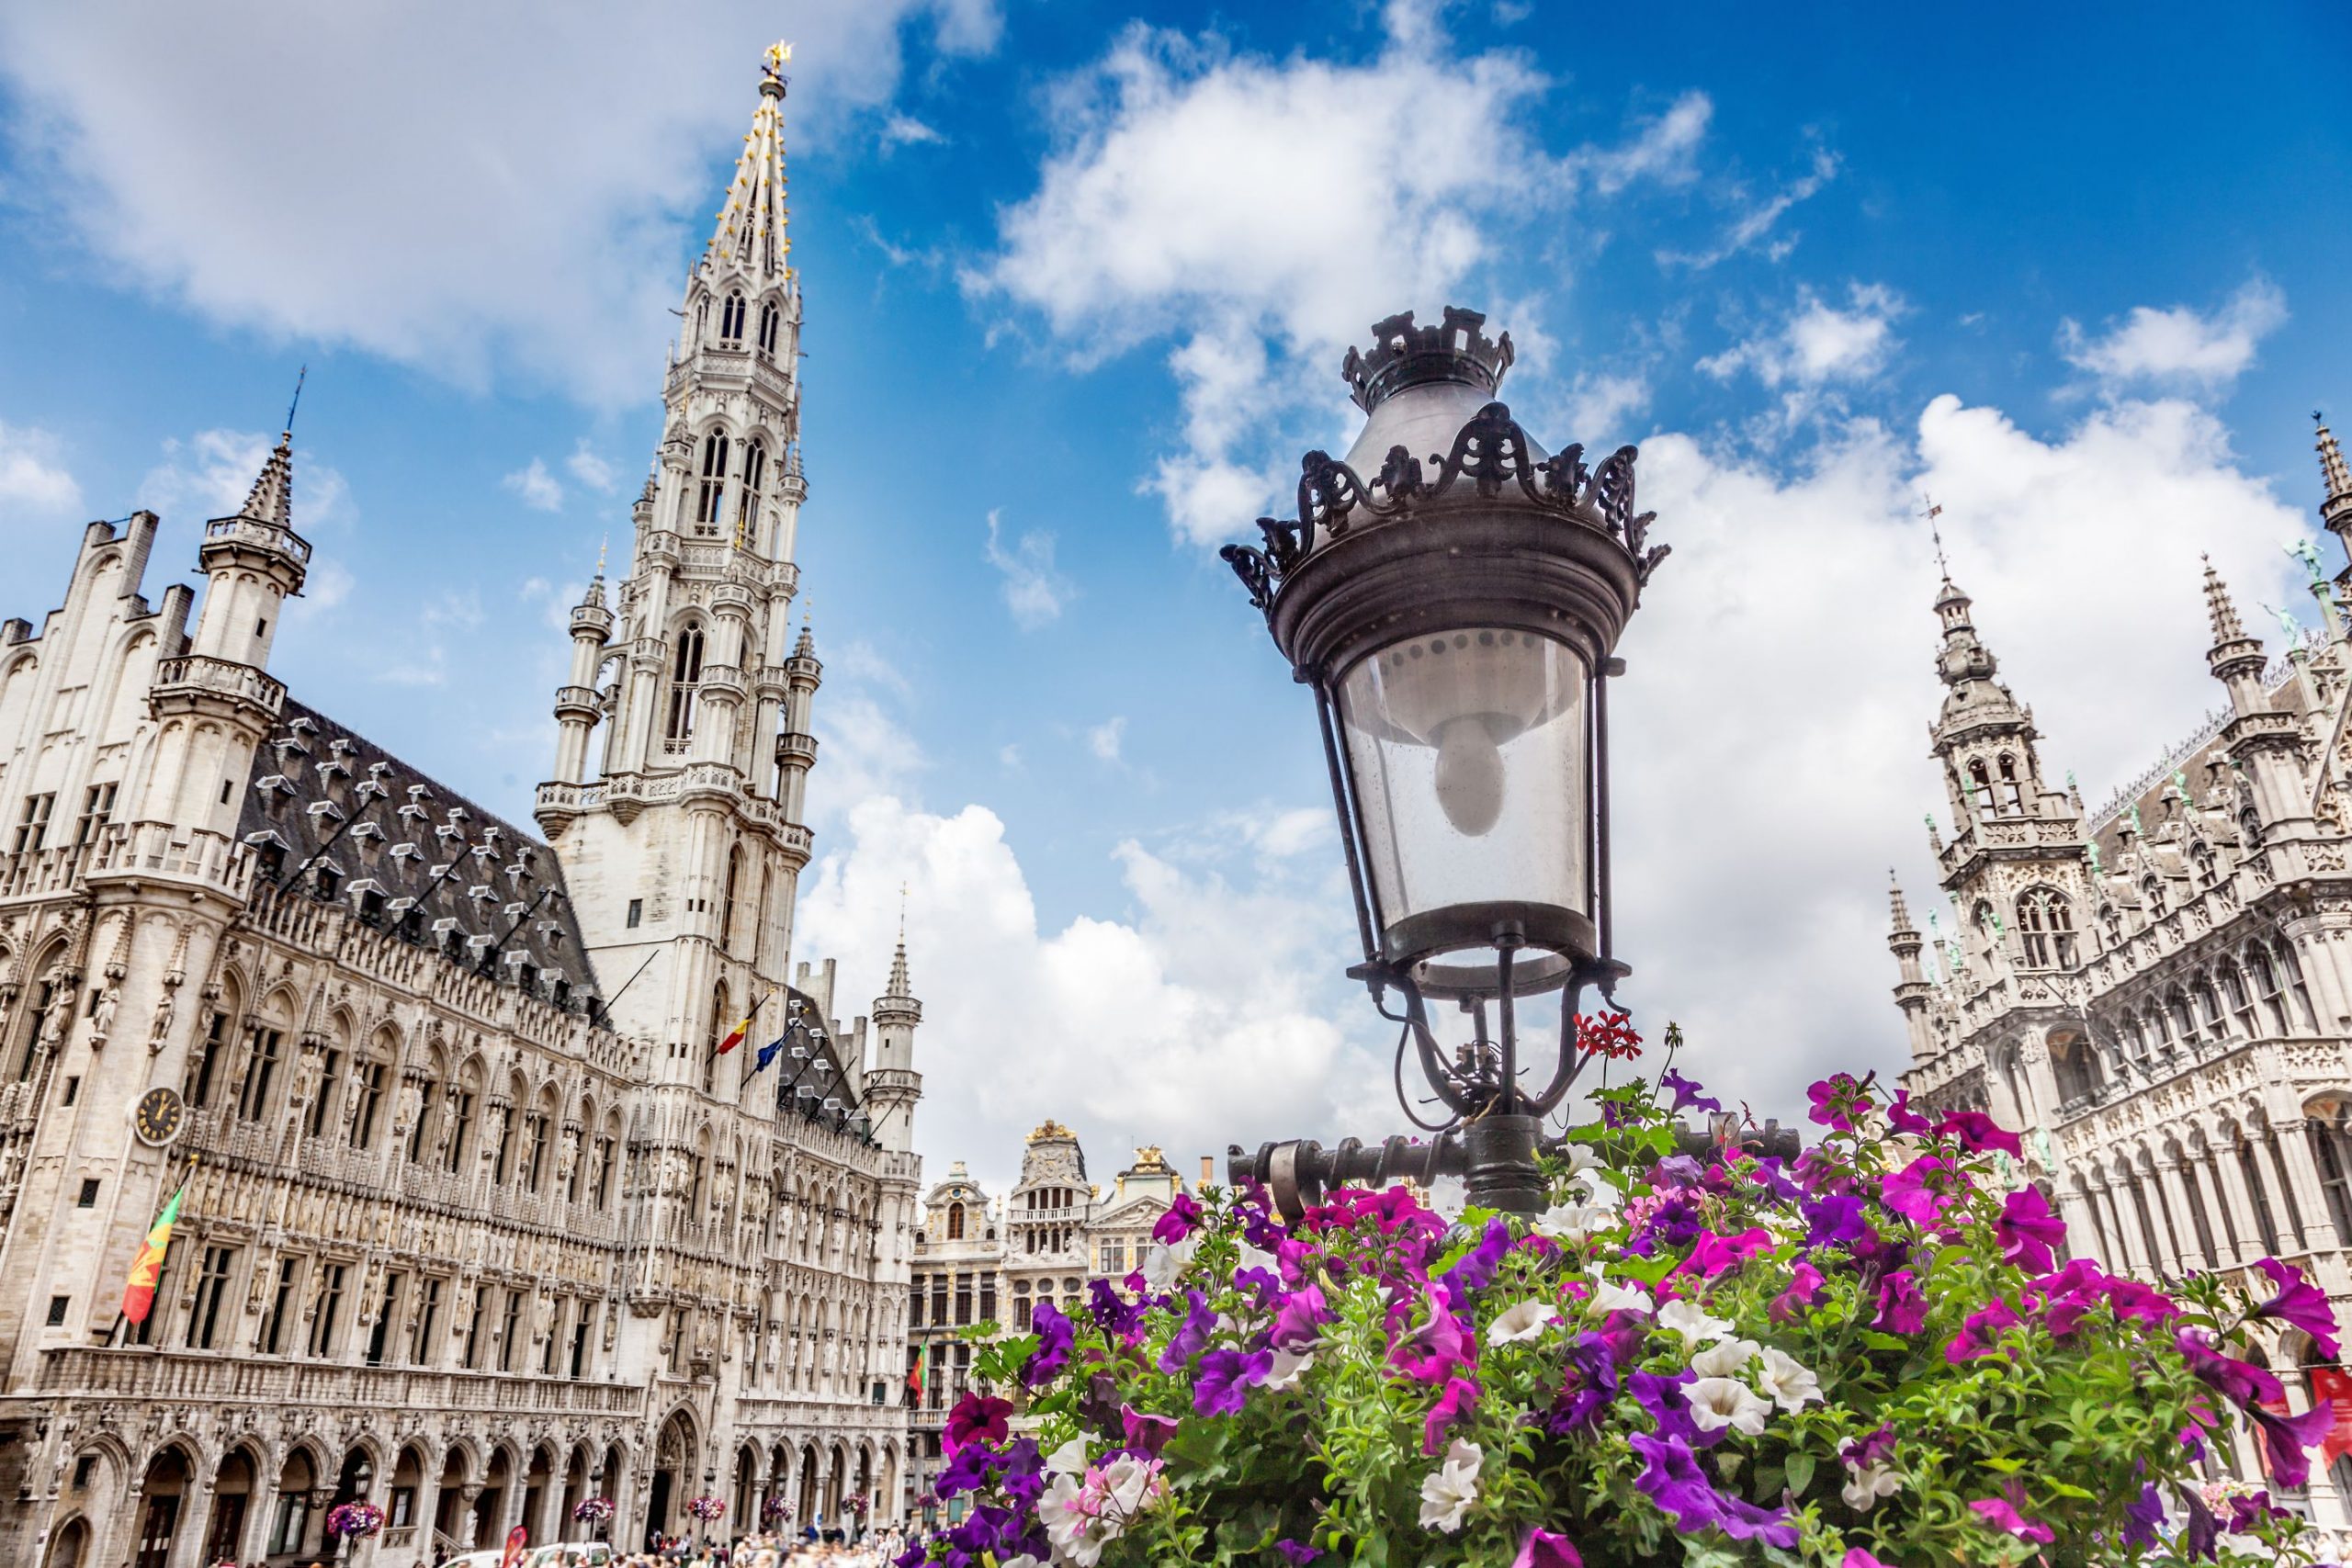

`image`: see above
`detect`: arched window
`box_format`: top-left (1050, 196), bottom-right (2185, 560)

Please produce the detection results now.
top-left (2143, 876), bottom-right (2166, 919)
top-left (721, 846), bottom-right (744, 955)
top-left (2015, 889), bottom-right (2074, 969)
top-left (695, 432), bottom-right (730, 533)
top-left (665, 626), bottom-right (706, 748)
top-left (1967, 760), bottom-right (1996, 822)
top-left (2249, 946), bottom-right (2287, 1034)
top-left (2193, 981), bottom-right (2225, 1043)
top-left (2240, 807), bottom-right (2264, 851)
top-left (720, 292), bottom-right (746, 344)
top-left (2278, 940), bottom-right (2317, 1032)
top-left (2191, 843), bottom-right (2216, 885)
top-left (2222, 965), bottom-right (2256, 1037)
top-left (758, 300), bottom-right (780, 356)
top-left (738, 441), bottom-right (766, 538)
top-left (947, 1203), bottom-right (965, 1241)
top-left (2167, 990), bottom-right (2197, 1049)
top-left (1996, 753), bottom-right (2024, 812)
top-left (2311, 1113), bottom-right (2352, 1244)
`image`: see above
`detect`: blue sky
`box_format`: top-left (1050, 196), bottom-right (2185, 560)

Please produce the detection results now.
top-left (1, 0), bottom-right (2346, 1192)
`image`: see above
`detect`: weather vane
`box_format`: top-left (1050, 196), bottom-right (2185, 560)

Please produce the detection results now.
top-left (1920, 496), bottom-right (1949, 578)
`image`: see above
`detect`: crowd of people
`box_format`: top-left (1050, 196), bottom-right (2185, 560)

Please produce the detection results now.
top-left (610, 1527), bottom-right (913, 1567)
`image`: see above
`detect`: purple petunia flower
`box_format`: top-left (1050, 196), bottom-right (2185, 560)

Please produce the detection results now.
top-left (944, 1391), bottom-right (1012, 1452)
top-left (1630, 1369), bottom-right (1707, 1448)
top-left (2175, 1327), bottom-right (2284, 1408)
top-left (2181, 1483), bottom-right (2219, 1560)
top-left (1088, 1277), bottom-right (1146, 1337)
top-left (1274, 1540), bottom-right (1318, 1565)
top-left (1802, 1194), bottom-right (1871, 1251)
top-left (1881, 1155), bottom-right (1960, 1224)
top-left (1152, 1191), bottom-right (1204, 1245)
top-left (1270, 1283), bottom-right (1331, 1351)
top-left (1660, 1067), bottom-right (1721, 1115)
top-left (1512, 1529), bottom-right (1584, 1568)
top-left (1629, 1432), bottom-right (1797, 1548)
top-left (1771, 1260), bottom-right (1825, 1325)
top-left (1968, 1488), bottom-right (2054, 1544)
top-left (1121, 1405), bottom-right (1180, 1458)
top-left (2251, 1257), bottom-right (2342, 1358)
top-left (1943, 1296), bottom-right (2021, 1363)
top-left (1548, 1331), bottom-right (1621, 1433)
top-left (1872, 1269), bottom-right (1928, 1334)
top-left (1193, 1347), bottom-right (1274, 1416)
top-left (1748, 1157), bottom-right (1804, 1205)
top-left (1159, 1289), bottom-right (1213, 1374)
top-left (2248, 1399), bottom-right (2333, 1490)
top-left (1020, 1299), bottom-right (1074, 1386)
top-left (1883, 1086), bottom-right (1931, 1134)
top-left (1654, 1154), bottom-right (1705, 1188)
top-left (1444, 1216), bottom-right (1513, 1293)
top-left (1996, 1187), bottom-right (2068, 1274)
top-left (2122, 1482), bottom-right (2165, 1550)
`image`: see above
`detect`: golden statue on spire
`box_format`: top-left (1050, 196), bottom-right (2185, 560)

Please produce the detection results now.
top-left (764, 40), bottom-right (792, 76)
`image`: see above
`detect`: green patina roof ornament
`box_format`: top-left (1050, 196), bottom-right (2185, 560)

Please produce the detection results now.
top-left (2289, 537), bottom-right (2327, 585)
top-left (2129, 804), bottom-right (2145, 838)
top-left (2087, 840), bottom-right (2105, 875)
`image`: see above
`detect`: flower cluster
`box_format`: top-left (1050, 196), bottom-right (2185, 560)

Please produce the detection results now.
top-left (761, 1495), bottom-right (796, 1524)
top-left (571, 1495), bottom-right (616, 1525)
top-left (843, 1491), bottom-right (872, 1518)
top-left (908, 1043), bottom-right (2335, 1566)
top-left (323, 1501), bottom-right (384, 1540)
top-left (685, 1494), bottom-right (728, 1524)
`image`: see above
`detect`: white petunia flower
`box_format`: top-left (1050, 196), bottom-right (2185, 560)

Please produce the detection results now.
top-left (1140, 1235), bottom-right (1198, 1292)
top-left (1685, 1376), bottom-right (1772, 1438)
top-left (1842, 1462), bottom-right (1903, 1511)
top-left (1036, 1473), bottom-right (1101, 1565)
top-left (1757, 1346), bottom-right (1825, 1411)
top-left (1418, 1438), bottom-right (1484, 1533)
top-left (1534, 1201), bottom-right (1611, 1243)
top-left (1657, 1298), bottom-right (1733, 1348)
top-left (1587, 1278), bottom-right (1655, 1318)
top-left (1045, 1435), bottom-right (1091, 1476)
top-left (1263, 1347), bottom-right (1315, 1391)
top-left (1690, 1336), bottom-right (1760, 1379)
top-left (1487, 1299), bottom-right (1561, 1346)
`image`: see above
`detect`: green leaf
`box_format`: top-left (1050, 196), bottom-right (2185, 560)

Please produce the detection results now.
top-left (1783, 1450), bottom-right (1815, 1499)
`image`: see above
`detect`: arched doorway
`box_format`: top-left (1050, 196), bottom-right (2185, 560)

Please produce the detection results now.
top-left (597, 1443), bottom-right (626, 1542)
top-left (560, 1447), bottom-right (588, 1541)
top-left (387, 1446), bottom-right (426, 1547)
top-left (648, 1411), bottom-right (695, 1543)
top-left (266, 1447), bottom-right (320, 1561)
top-left (40, 1517), bottom-right (90, 1568)
top-left (731, 1445), bottom-right (759, 1533)
top-left (523, 1445), bottom-right (555, 1542)
top-left (208, 1446), bottom-right (260, 1565)
top-left (795, 1443), bottom-right (818, 1526)
top-left (478, 1449), bottom-right (513, 1548)
top-left (132, 1447), bottom-right (194, 1568)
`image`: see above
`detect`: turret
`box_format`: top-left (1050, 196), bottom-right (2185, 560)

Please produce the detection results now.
top-left (863, 936), bottom-right (922, 1153)
top-left (2206, 558), bottom-right (2317, 845)
top-left (188, 429), bottom-right (310, 670)
top-left (1888, 874), bottom-right (1936, 1060)
top-left (775, 618), bottom-right (820, 817)
top-left (2318, 413), bottom-right (2352, 575)
top-left (545, 572), bottom-right (614, 802)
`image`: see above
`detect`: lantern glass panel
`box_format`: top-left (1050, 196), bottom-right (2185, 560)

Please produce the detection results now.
top-left (1336, 627), bottom-right (1589, 964)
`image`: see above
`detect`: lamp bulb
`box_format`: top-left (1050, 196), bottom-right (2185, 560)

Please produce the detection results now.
top-left (1432, 715), bottom-right (1506, 836)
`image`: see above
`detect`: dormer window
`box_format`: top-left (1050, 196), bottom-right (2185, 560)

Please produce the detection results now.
top-left (314, 861), bottom-right (343, 900)
top-left (350, 822), bottom-right (386, 864)
top-left (243, 830), bottom-right (288, 883)
top-left (351, 879), bottom-right (388, 925)
top-left (307, 800), bottom-right (345, 827)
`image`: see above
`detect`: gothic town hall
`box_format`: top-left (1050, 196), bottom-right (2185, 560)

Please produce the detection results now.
top-left (0, 51), bottom-right (926, 1568)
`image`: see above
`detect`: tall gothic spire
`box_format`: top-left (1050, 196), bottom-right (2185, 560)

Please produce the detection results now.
top-left (234, 430), bottom-right (296, 529)
top-left (2318, 412), bottom-right (2352, 539)
top-left (2202, 556), bottom-right (2245, 643)
top-left (707, 42), bottom-right (794, 276)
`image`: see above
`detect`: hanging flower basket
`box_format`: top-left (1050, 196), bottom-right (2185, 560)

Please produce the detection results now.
top-left (571, 1496), bottom-right (616, 1526)
top-left (324, 1501), bottom-right (385, 1540)
top-left (761, 1496), bottom-right (795, 1524)
top-left (902, 1026), bottom-right (2340, 1567)
top-left (685, 1494), bottom-right (728, 1523)
top-left (841, 1491), bottom-right (870, 1518)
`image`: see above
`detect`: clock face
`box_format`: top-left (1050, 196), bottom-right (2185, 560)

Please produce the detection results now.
top-left (132, 1086), bottom-right (185, 1147)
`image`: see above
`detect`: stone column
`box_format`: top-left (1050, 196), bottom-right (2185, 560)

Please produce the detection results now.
top-left (2256, 1130), bottom-right (2313, 1252)
top-left (2276, 1119), bottom-right (2345, 1253)
top-left (2210, 1145), bottom-right (2260, 1264)
top-left (238, 1472), bottom-right (277, 1565)
top-left (2098, 1182), bottom-right (2147, 1275)
top-left (456, 1484), bottom-right (484, 1550)
top-left (163, 1482), bottom-right (216, 1568)
top-left (2154, 1158), bottom-right (2207, 1270)
top-left (2055, 1183), bottom-right (2105, 1266)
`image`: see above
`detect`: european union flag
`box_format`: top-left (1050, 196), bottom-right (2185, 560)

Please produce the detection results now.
top-left (752, 1033), bottom-right (786, 1076)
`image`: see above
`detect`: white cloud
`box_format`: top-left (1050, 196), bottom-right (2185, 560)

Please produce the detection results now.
top-left (0, 422), bottom-right (82, 515)
top-left (1087, 716), bottom-right (1127, 764)
top-left (137, 428), bottom-right (352, 527)
top-left (1558, 371), bottom-right (1652, 441)
top-left (879, 113), bottom-right (945, 149)
top-left (1608, 392), bottom-right (2312, 1122)
top-left (504, 457), bottom-right (565, 513)
top-left (795, 795), bottom-right (1375, 1194)
top-left (2060, 277), bottom-right (2288, 392)
top-left (808, 691), bottom-right (929, 824)
top-left (1699, 282), bottom-right (1904, 389)
top-left (973, 13), bottom-right (1710, 546)
top-left (1659, 142), bottom-right (1839, 269)
top-left (566, 440), bottom-right (619, 493)
top-left (982, 508), bottom-right (1077, 627)
top-left (0, 2), bottom-right (1002, 403)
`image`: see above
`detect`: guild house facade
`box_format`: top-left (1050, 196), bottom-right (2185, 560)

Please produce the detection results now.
top-left (902, 1129), bottom-right (1193, 1515)
top-left (0, 48), bottom-right (927, 1568)
top-left (1890, 424), bottom-right (2352, 1546)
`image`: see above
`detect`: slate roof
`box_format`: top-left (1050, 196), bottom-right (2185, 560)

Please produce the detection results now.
top-left (236, 696), bottom-right (604, 1013)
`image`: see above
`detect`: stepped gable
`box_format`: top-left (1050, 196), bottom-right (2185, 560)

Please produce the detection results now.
top-left (237, 695), bottom-right (604, 1010)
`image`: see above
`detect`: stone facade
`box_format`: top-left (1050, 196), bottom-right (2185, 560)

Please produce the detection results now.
top-left (0, 49), bottom-right (924, 1568)
top-left (1889, 423), bottom-right (2352, 1549)
top-left (901, 1129), bottom-right (1191, 1517)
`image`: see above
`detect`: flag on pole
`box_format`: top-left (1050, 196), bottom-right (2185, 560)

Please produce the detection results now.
top-left (906, 1341), bottom-right (925, 1404)
top-left (751, 1031), bottom-right (786, 1077)
top-left (718, 990), bottom-right (776, 1055)
top-left (121, 1180), bottom-right (186, 1325)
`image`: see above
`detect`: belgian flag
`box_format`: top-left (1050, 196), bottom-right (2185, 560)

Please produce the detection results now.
top-left (121, 1180), bottom-right (186, 1325)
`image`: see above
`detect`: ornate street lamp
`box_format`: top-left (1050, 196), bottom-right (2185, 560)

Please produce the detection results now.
top-left (1221, 307), bottom-right (1686, 1213)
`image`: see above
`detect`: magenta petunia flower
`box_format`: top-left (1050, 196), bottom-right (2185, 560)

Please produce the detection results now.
top-left (2174, 1326), bottom-right (2284, 1408)
top-left (1680, 1226), bottom-right (1773, 1280)
top-left (1880, 1156), bottom-right (1960, 1224)
top-left (1943, 1296), bottom-right (2021, 1363)
top-left (2251, 1257), bottom-right (2342, 1357)
top-left (1996, 1187), bottom-right (2068, 1274)
top-left (1806, 1072), bottom-right (1876, 1131)
top-left (1968, 1490), bottom-right (2053, 1544)
top-left (1872, 1269), bottom-right (1928, 1334)
top-left (1511, 1528), bottom-right (1584, 1568)
top-left (1422, 1374), bottom-right (1480, 1455)
top-left (944, 1392), bottom-right (1012, 1452)
top-left (2248, 1399), bottom-right (2333, 1489)
top-left (1934, 1111), bottom-right (2023, 1158)
top-left (1151, 1191), bottom-right (1204, 1245)
top-left (1770, 1260), bottom-right (1825, 1325)
top-left (1193, 1348), bottom-right (1273, 1416)
top-left (1883, 1086), bottom-right (1931, 1134)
